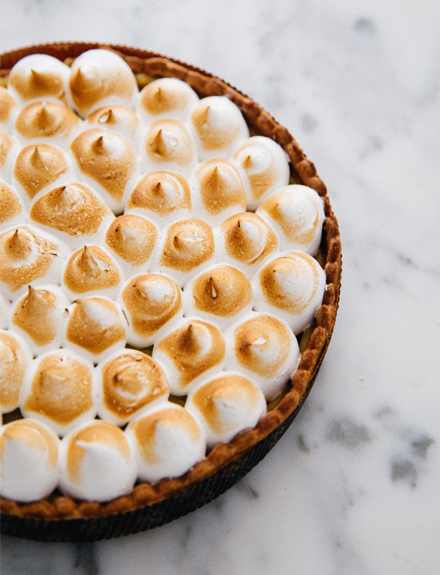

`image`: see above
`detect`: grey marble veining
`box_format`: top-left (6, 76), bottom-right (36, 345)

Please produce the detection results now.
top-left (1, 1), bottom-right (440, 573)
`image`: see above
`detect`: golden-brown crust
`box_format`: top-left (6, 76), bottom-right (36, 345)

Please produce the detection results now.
top-left (0, 42), bottom-right (342, 521)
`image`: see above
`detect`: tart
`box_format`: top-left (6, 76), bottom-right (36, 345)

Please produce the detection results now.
top-left (0, 43), bottom-right (341, 542)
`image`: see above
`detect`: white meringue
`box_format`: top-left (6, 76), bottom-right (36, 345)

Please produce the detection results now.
top-left (224, 311), bottom-right (300, 400)
top-left (126, 403), bottom-right (206, 484)
top-left (119, 273), bottom-right (183, 348)
top-left (153, 316), bottom-right (226, 396)
top-left (7, 53), bottom-right (71, 106)
top-left (64, 296), bottom-right (127, 364)
top-left (20, 348), bottom-right (98, 437)
top-left (0, 87), bottom-right (18, 132)
top-left (185, 372), bottom-right (267, 448)
top-left (68, 49), bottom-right (138, 118)
top-left (125, 170), bottom-right (192, 229)
top-left (252, 251), bottom-right (326, 334)
top-left (257, 185), bottom-right (325, 256)
top-left (0, 418), bottom-right (59, 502)
top-left (0, 329), bottom-right (32, 414)
top-left (231, 136), bottom-right (290, 210)
top-left (9, 284), bottom-right (70, 357)
top-left (0, 293), bottom-right (10, 329)
top-left (0, 130), bottom-right (20, 184)
top-left (59, 420), bottom-right (137, 501)
top-left (97, 349), bottom-right (170, 426)
top-left (183, 264), bottom-right (254, 330)
top-left (137, 77), bottom-right (199, 124)
top-left (189, 96), bottom-right (249, 161)
top-left (85, 105), bottom-right (141, 149)
top-left (0, 180), bottom-right (26, 232)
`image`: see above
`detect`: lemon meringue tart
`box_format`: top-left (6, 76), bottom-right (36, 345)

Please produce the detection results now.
top-left (0, 43), bottom-right (341, 541)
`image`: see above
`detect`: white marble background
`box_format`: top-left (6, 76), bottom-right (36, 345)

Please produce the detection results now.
top-left (1, 0), bottom-right (440, 573)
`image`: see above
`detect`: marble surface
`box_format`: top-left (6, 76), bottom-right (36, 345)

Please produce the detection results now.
top-left (1, 0), bottom-right (439, 573)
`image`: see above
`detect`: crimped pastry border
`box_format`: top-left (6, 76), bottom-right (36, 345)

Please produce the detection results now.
top-left (0, 43), bottom-right (342, 521)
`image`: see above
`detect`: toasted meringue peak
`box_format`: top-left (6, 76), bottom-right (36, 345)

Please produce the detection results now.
top-left (8, 54), bottom-right (70, 105)
top-left (120, 273), bottom-right (183, 347)
top-left (10, 285), bottom-right (69, 355)
top-left (68, 49), bottom-right (138, 118)
top-left (192, 159), bottom-right (247, 226)
top-left (253, 252), bottom-right (326, 334)
top-left (126, 403), bottom-right (205, 484)
top-left (98, 349), bottom-right (169, 426)
top-left (0, 87), bottom-right (18, 130)
top-left (21, 349), bottom-right (96, 436)
top-left (30, 182), bottom-right (114, 246)
top-left (65, 297), bottom-right (127, 362)
top-left (0, 130), bottom-right (20, 182)
top-left (225, 312), bottom-right (299, 400)
top-left (13, 143), bottom-right (73, 202)
top-left (85, 105), bottom-right (140, 145)
top-left (104, 214), bottom-right (158, 273)
top-left (185, 372), bottom-right (266, 448)
top-left (0, 180), bottom-right (24, 230)
top-left (14, 101), bottom-right (80, 149)
top-left (62, 245), bottom-right (122, 300)
top-left (0, 225), bottom-right (67, 299)
top-left (126, 170), bottom-right (192, 228)
top-left (189, 96), bottom-right (249, 160)
top-left (70, 128), bottom-right (137, 212)
top-left (0, 330), bottom-right (32, 414)
top-left (141, 119), bottom-right (197, 175)
top-left (256, 185), bottom-right (325, 256)
top-left (137, 77), bottom-right (199, 122)
top-left (231, 136), bottom-right (290, 210)
top-left (215, 212), bottom-right (278, 272)
top-left (0, 419), bottom-right (59, 502)
top-left (153, 318), bottom-right (226, 395)
top-left (184, 265), bottom-right (254, 329)
top-left (157, 218), bottom-right (215, 286)
top-left (59, 420), bottom-right (137, 501)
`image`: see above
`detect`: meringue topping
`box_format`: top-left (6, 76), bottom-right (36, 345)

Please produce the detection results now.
top-left (15, 101), bottom-right (79, 146)
top-left (121, 273), bottom-right (183, 347)
top-left (217, 212), bottom-right (278, 270)
top-left (137, 77), bottom-right (199, 122)
top-left (0, 130), bottom-right (20, 181)
top-left (99, 350), bottom-right (169, 425)
top-left (154, 318), bottom-right (226, 394)
top-left (60, 420), bottom-right (136, 501)
top-left (65, 297), bottom-right (127, 359)
top-left (22, 350), bottom-right (95, 435)
top-left (8, 53), bottom-right (70, 105)
top-left (0, 87), bottom-right (17, 129)
top-left (141, 119), bottom-right (196, 174)
top-left (85, 105), bottom-right (140, 145)
top-left (232, 136), bottom-right (290, 209)
top-left (253, 252), bottom-right (326, 334)
top-left (257, 185), bottom-right (325, 255)
top-left (0, 330), bottom-right (31, 413)
top-left (189, 96), bottom-right (249, 159)
top-left (70, 128), bottom-right (137, 210)
top-left (11, 285), bottom-right (67, 350)
top-left (126, 170), bottom-right (192, 226)
top-left (13, 143), bottom-right (70, 201)
top-left (0, 419), bottom-right (59, 502)
top-left (225, 312), bottom-right (299, 400)
top-left (68, 49), bottom-right (138, 118)
top-left (105, 214), bottom-right (158, 270)
top-left (158, 218), bottom-right (215, 285)
top-left (186, 265), bottom-right (253, 324)
top-left (62, 245), bottom-right (122, 298)
top-left (186, 372), bottom-right (266, 447)
top-left (0, 225), bottom-right (64, 297)
top-left (127, 404), bottom-right (205, 484)
top-left (193, 159), bottom-right (247, 225)
top-left (0, 180), bottom-right (23, 229)
top-left (30, 183), bottom-right (113, 243)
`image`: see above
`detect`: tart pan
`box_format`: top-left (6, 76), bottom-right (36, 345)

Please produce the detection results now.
top-left (0, 43), bottom-right (342, 542)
